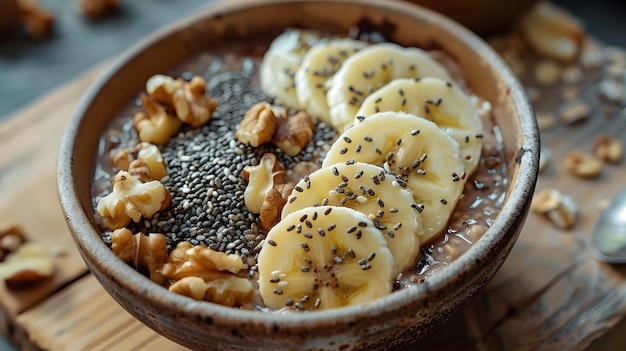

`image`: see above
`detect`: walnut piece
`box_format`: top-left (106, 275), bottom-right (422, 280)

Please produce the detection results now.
top-left (531, 188), bottom-right (578, 230)
top-left (534, 59), bottom-right (562, 87)
top-left (0, 242), bottom-right (54, 289)
top-left (96, 170), bottom-right (171, 229)
top-left (558, 100), bottom-right (590, 125)
top-left (111, 229), bottom-right (168, 284)
top-left (595, 134), bottom-right (623, 164)
top-left (135, 142), bottom-right (167, 180)
top-left (0, 221), bottom-right (26, 262)
top-left (147, 74), bottom-right (218, 128)
top-left (128, 159), bottom-right (152, 183)
top-left (147, 74), bottom-right (184, 106)
top-left (518, 1), bottom-right (584, 62)
top-left (273, 111), bottom-right (314, 157)
top-left (133, 94), bottom-right (183, 145)
top-left (259, 183), bottom-right (295, 231)
top-left (112, 148), bottom-right (133, 172)
top-left (175, 76), bottom-right (218, 127)
top-left (564, 151), bottom-right (603, 179)
top-left (242, 153), bottom-right (287, 214)
top-left (113, 142), bottom-right (167, 181)
top-left (598, 79), bottom-right (625, 104)
top-left (168, 275), bottom-right (253, 307)
top-left (77, 0), bottom-right (120, 20)
top-left (161, 242), bottom-right (244, 281)
top-left (236, 102), bottom-right (280, 147)
top-left (17, 0), bottom-right (54, 40)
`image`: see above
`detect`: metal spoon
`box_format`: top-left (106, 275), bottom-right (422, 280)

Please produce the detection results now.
top-left (591, 188), bottom-right (626, 263)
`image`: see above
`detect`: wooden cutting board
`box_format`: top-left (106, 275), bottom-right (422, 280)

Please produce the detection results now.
top-left (1, 25), bottom-right (626, 351)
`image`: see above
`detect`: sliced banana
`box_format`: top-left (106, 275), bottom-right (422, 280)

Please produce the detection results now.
top-left (257, 206), bottom-right (394, 311)
top-left (323, 111), bottom-right (465, 243)
top-left (294, 38), bottom-right (368, 124)
top-left (281, 162), bottom-right (422, 273)
top-left (326, 42), bottom-right (452, 132)
top-left (356, 77), bottom-right (483, 175)
top-left (259, 29), bottom-right (324, 109)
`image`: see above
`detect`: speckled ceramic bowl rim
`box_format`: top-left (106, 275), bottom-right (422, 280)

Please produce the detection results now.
top-left (58, 0), bottom-right (538, 332)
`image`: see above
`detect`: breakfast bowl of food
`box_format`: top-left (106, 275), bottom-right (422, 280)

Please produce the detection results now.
top-left (57, 0), bottom-right (539, 349)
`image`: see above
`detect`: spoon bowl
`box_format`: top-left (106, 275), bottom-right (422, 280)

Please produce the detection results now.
top-left (592, 189), bottom-right (626, 263)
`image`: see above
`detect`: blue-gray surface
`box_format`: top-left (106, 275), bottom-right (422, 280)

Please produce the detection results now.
top-left (0, 0), bottom-right (214, 120)
top-left (0, 0), bottom-right (624, 350)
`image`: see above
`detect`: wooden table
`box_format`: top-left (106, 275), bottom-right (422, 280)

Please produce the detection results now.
top-left (1, 2), bottom-right (626, 350)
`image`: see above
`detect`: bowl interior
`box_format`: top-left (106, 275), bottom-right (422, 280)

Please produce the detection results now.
top-left (58, 0), bottom-right (538, 349)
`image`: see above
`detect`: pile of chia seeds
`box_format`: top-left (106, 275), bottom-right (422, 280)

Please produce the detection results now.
top-left (101, 55), bottom-right (337, 270)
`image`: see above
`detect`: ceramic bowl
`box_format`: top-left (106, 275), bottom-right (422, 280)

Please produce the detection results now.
top-left (57, 0), bottom-right (539, 350)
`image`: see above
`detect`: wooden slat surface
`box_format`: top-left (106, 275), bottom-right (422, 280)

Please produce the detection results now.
top-left (0, 64), bottom-right (189, 351)
top-left (1, 16), bottom-right (626, 351)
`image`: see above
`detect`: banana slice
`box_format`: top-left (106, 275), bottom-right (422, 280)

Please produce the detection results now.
top-left (281, 162), bottom-right (422, 273)
top-left (323, 111), bottom-right (465, 243)
top-left (259, 29), bottom-right (324, 109)
top-left (294, 38), bottom-right (368, 124)
top-left (356, 77), bottom-right (483, 175)
top-left (325, 42), bottom-right (452, 132)
top-left (257, 206), bottom-right (394, 311)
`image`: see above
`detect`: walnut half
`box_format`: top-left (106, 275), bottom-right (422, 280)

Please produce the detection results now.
top-left (111, 229), bottom-right (168, 284)
top-left (161, 242), bottom-right (244, 281)
top-left (273, 111), bottom-right (314, 157)
top-left (147, 74), bottom-right (218, 128)
top-left (531, 188), bottom-right (579, 230)
top-left (96, 170), bottom-right (171, 229)
top-left (133, 94), bottom-right (183, 145)
top-left (236, 102), bottom-right (279, 147)
top-left (168, 275), bottom-right (253, 307)
top-left (0, 221), bottom-right (26, 262)
top-left (0, 242), bottom-right (54, 289)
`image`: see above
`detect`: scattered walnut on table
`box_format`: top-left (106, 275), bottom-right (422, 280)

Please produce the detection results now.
top-left (534, 59), bottom-right (562, 86)
top-left (598, 79), bottom-right (625, 104)
top-left (133, 94), bottom-right (183, 145)
top-left (531, 188), bottom-right (579, 230)
top-left (96, 170), bottom-right (171, 229)
top-left (558, 100), bottom-right (590, 125)
top-left (0, 242), bottom-right (55, 289)
top-left (0, 221), bottom-right (26, 262)
top-left (518, 1), bottom-right (584, 62)
top-left (77, 0), bottom-right (120, 20)
top-left (17, 0), bottom-right (55, 40)
top-left (594, 134), bottom-right (623, 164)
top-left (560, 86), bottom-right (580, 101)
top-left (564, 151), bottom-right (603, 179)
top-left (579, 37), bottom-right (605, 69)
